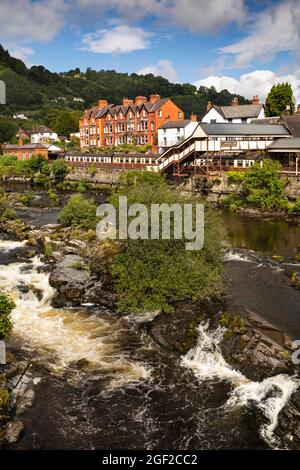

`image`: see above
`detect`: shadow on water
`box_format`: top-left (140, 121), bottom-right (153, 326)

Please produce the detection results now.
top-left (221, 208), bottom-right (300, 258)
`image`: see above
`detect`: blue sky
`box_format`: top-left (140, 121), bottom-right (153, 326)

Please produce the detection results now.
top-left (0, 0), bottom-right (299, 101)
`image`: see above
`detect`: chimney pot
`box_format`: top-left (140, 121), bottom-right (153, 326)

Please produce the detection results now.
top-left (207, 101), bottom-right (212, 112)
top-left (190, 113), bottom-right (197, 122)
top-left (98, 99), bottom-right (108, 108)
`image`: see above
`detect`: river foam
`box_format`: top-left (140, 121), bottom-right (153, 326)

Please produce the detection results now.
top-left (182, 323), bottom-right (300, 447)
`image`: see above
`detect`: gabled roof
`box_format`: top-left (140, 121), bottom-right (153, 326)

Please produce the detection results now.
top-left (159, 120), bottom-right (192, 129)
top-left (280, 114), bottom-right (300, 137)
top-left (84, 97), bottom-right (170, 120)
top-left (32, 125), bottom-right (54, 134)
top-left (212, 104), bottom-right (263, 119)
top-left (200, 123), bottom-right (290, 136)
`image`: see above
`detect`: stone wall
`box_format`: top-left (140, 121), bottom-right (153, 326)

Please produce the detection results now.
top-left (66, 167), bottom-right (124, 185)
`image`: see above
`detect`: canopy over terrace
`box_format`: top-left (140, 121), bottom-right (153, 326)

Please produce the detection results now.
top-left (268, 137), bottom-right (300, 175)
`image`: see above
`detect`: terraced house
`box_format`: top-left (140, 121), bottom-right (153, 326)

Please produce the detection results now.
top-left (79, 95), bottom-right (184, 152)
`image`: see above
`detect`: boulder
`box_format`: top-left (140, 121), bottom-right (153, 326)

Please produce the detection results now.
top-left (49, 255), bottom-right (90, 306)
top-left (220, 318), bottom-right (294, 381)
top-left (5, 420), bottom-right (24, 444)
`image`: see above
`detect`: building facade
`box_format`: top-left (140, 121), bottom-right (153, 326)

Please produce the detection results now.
top-left (158, 115), bottom-right (198, 153)
top-left (202, 96), bottom-right (265, 124)
top-left (2, 143), bottom-right (49, 160)
top-left (79, 95), bottom-right (184, 152)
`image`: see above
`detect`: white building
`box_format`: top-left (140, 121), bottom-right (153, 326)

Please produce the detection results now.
top-left (31, 125), bottom-right (58, 144)
top-left (158, 117), bottom-right (198, 153)
top-left (202, 96), bottom-right (265, 124)
top-left (13, 113), bottom-right (28, 120)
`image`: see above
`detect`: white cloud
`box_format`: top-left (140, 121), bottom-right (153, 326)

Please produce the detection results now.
top-left (80, 25), bottom-right (151, 54)
top-left (75, 0), bottom-right (246, 32)
top-left (165, 0), bottom-right (246, 33)
top-left (5, 45), bottom-right (34, 64)
top-left (0, 0), bottom-right (66, 43)
top-left (219, 0), bottom-right (300, 68)
top-left (138, 60), bottom-right (178, 82)
top-left (194, 70), bottom-right (300, 104)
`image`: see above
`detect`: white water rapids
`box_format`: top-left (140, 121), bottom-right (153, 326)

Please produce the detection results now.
top-left (182, 323), bottom-right (299, 446)
top-left (0, 240), bottom-right (151, 389)
top-left (1, 239), bottom-right (299, 447)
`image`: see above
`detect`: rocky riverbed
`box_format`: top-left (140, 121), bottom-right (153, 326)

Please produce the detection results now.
top-left (0, 187), bottom-right (300, 449)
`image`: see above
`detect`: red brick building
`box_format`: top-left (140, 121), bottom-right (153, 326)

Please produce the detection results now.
top-left (79, 95), bottom-right (184, 152)
top-left (2, 143), bottom-right (48, 160)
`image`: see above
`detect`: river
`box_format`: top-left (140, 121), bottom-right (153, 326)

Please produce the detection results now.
top-left (1, 187), bottom-right (300, 449)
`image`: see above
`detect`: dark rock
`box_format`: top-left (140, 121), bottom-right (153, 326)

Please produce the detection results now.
top-left (220, 326), bottom-right (294, 381)
top-left (147, 299), bottom-right (222, 354)
top-left (275, 389), bottom-right (300, 449)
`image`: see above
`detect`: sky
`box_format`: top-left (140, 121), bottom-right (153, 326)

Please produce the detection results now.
top-left (0, 0), bottom-right (300, 102)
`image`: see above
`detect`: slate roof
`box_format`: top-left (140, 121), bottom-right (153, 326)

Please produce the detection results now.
top-left (19, 143), bottom-right (48, 149)
top-left (280, 115), bottom-right (300, 137)
top-left (268, 137), bottom-right (300, 150)
top-left (159, 120), bottom-right (192, 129)
top-left (200, 123), bottom-right (290, 136)
top-left (213, 104), bottom-right (263, 119)
top-left (84, 98), bottom-right (170, 120)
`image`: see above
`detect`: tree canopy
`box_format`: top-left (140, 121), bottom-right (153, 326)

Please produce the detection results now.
top-left (265, 83), bottom-right (295, 117)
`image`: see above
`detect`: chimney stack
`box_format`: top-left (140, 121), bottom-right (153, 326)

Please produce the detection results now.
top-left (190, 113), bottom-right (197, 122)
top-left (18, 138), bottom-right (23, 147)
top-left (207, 100), bottom-right (212, 112)
top-left (123, 98), bottom-right (134, 107)
top-left (296, 104), bottom-right (300, 114)
top-left (231, 97), bottom-right (239, 107)
top-left (98, 99), bottom-right (108, 108)
top-left (135, 96), bottom-right (147, 105)
top-left (149, 94), bottom-right (161, 104)
top-left (252, 95), bottom-right (260, 105)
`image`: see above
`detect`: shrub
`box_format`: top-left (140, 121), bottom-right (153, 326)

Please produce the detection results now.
top-left (18, 192), bottom-right (34, 205)
top-left (110, 171), bottom-right (222, 314)
top-left (0, 293), bottom-right (15, 339)
top-left (289, 198), bottom-right (300, 214)
top-left (51, 158), bottom-right (68, 181)
top-left (59, 194), bottom-right (98, 228)
top-left (44, 243), bottom-right (53, 259)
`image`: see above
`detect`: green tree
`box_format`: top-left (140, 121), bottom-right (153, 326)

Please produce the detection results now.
top-left (51, 158), bottom-right (68, 181)
top-left (265, 83), bottom-right (295, 117)
top-left (110, 172), bottom-right (222, 314)
top-left (59, 194), bottom-right (97, 228)
top-left (52, 110), bottom-right (79, 136)
top-left (27, 154), bottom-right (48, 173)
top-left (224, 159), bottom-right (288, 210)
top-left (0, 293), bottom-right (15, 339)
top-left (0, 117), bottom-right (18, 143)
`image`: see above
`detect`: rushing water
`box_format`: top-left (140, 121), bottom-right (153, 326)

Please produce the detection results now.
top-left (1, 191), bottom-right (300, 449)
top-left (0, 237), bottom-right (299, 450)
